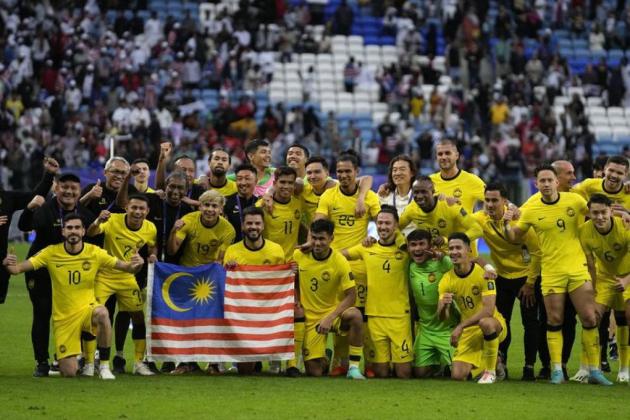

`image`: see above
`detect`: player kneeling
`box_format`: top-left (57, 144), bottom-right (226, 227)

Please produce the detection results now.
top-left (3, 214), bottom-right (144, 379)
top-left (294, 219), bottom-right (365, 379)
top-left (438, 233), bottom-right (507, 384)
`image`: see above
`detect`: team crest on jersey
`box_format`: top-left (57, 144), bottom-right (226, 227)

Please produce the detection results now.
top-left (438, 219), bottom-right (447, 228)
top-left (566, 207), bottom-right (575, 217)
top-left (428, 273), bottom-right (436, 283)
top-left (59, 345), bottom-right (66, 354)
top-left (453, 188), bottom-right (462, 198)
top-left (472, 285), bottom-right (480, 295)
top-left (294, 209), bottom-right (301, 220)
top-left (322, 271), bottom-right (330, 282)
top-left (394, 251), bottom-right (404, 260)
top-left (613, 243), bottom-right (622, 251)
top-left (82, 261), bottom-right (91, 271)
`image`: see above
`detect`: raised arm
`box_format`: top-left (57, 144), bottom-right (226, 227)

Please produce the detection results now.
top-left (167, 219), bottom-right (186, 256)
top-left (355, 175), bottom-right (373, 217)
top-left (87, 210), bottom-right (111, 237)
top-left (155, 142), bottom-right (173, 191)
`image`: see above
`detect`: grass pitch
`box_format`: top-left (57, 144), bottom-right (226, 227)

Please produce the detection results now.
top-left (0, 243), bottom-right (627, 419)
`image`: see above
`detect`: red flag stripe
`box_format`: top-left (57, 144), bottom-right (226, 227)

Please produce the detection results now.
top-left (226, 277), bottom-right (294, 286)
top-left (152, 316), bottom-right (294, 328)
top-left (223, 302), bottom-right (294, 314)
top-left (150, 345), bottom-right (294, 355)
top-left (228, 265), bottom-right (292, 273)
top-left (152, 331), bottom-right (293, 341)
top-left (224, 290), bottom-right (294, 300)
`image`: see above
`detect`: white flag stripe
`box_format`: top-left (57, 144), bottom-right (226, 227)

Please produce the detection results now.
top-left (227, 270), bottom-right (294, 280)
top-left (151, 324), bottom-right (294, 335)
top-left (224, 296), bottom-right (294, 308)
top-left (148, 353), bottom-right (294, 363)
top-left (225, 284), bottom-right (293, 294)
top-left (224, 309), bottom-right (294, 321)
top-left (151, 339), bottom-right (292, 349)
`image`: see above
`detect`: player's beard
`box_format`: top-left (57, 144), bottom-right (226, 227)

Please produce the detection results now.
top-left (245, 230), bottom-right (261, 241)
top-left (211, 167), bottom-right (226, 177)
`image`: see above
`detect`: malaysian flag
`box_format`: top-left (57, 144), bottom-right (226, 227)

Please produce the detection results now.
top-left (146, 262), bottom-right (295, 363)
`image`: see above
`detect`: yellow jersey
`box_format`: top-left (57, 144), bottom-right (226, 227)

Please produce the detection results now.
top-left (572, 178), bottom-right (630, 210)
top-left (256, 196), bottom-right (303, 259)
top-left (346, 241), bottom-right (410, 317)
top-left (301, 182), bottom-right (328, 227)
top-left (517, 192), bottom-right (588, 278)
top-left (95, 213), bottom-right (157, 281)
top-left (579, 217), bottom-right (630, 279)
top-left (400, 199), bottom-right (483, 243)
top-left (175, 212), bottom-right (236, 267)
top-left (472, 209), bottom-right (541, 282)
top-left (294, 248), bottom-right (354, 319)
top-left (223, 239), bottom-right (286, 266)
top-left (316, 184), bottom-right (381, 250)
top-left (439, 264), bottom-right (502, 322)
top-left (208, 178), bottom-right (238, 197)
top-left (430, 170), bottom-right (485, 213)
top-left (29, 243), bottom-right (118, 321)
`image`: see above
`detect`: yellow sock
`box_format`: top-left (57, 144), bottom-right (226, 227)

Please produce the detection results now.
top-left (349, 345), bottom-right (362, 369)
top-left (287, 321), bottom-right (305, 369)
top-left (580, 348), bottom-right (588, 368)
top-left (582, 326), bottom-right (600, 369)
top-left (333, 334), bottom-right (349, 367)
top-left (617, 325), bottom-right (629, 370)
top-left (547, 327), bottom-right (563, 369)
top-left (83, 338), bottom-right (96, 363)
top-left (133, 339), bottom-right (146, 363)
top-left (482, 332), bottom-right (499, 373)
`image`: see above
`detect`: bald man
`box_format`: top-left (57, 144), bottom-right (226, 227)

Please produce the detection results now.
top-left (551, 161), bottom-right (577, 193)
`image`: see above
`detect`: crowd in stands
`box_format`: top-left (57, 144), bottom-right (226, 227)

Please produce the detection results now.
top-left (1, 0), bottom-right (630, 196)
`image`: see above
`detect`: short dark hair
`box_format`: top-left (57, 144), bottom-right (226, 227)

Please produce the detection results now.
top-left (415, 175), bottom-right (433, 185)
top-left (234, 163), bottom-right (258, 178)
top-left (606, 155), bottom-right (629, 169)
top-left (337, 149), bottom-right (360, 168)
top-left (127, 194), bottom-right (150, 206)
top-left (484, 182), bottom-right (508, 197)
top-left (242, 206), bottom-right (264, 219)
top-left (209, 147), bottom-right (232, 163)
top-left (245, 139), bottom-right (270, 156)
top-left (588, 193), bottom-right (612, 208)
top-left (274, 166), bottom-right (297, 180)
top-left (306, 156), bottom-right (329, 171)
top-left (287, 143), bottom-right (310, 159)
top-left (387, 155), bottom-right (417, 191)
top-left (310, 218), bottom-right (334, 235)
top-left (56, 173), bottom-right (81, 183)
top-left (378, 205), bottom-right (399, 223)
top-left (174, 155), bottom-right (194, 166)
top-left (132, 158), bottom-right (150, 166)
top-left (63, 213), bottom-right (84, 226)
top-left (593, 155), bottom-right (609, 171)
top-left (407, 229), bottom-right (432, 243)
top-left (448, 232), bottom-right (470, 246)
top-left (437, 138), bottom-right (459, 150)
top-left (166, 171), bottom-right (188, 185)
top-left (534, 164), bottom-right (557, 177)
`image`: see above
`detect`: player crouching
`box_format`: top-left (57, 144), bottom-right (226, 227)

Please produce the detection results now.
top-left (3, 214), bottom-right (144, 379)
top-left (438, 233), bottom-right (507, 384)
top-left (294, 219), bottom-right (366, 379)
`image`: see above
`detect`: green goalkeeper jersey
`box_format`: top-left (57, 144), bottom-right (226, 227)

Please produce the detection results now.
top-left (409, 256), bottom-right (459, 335)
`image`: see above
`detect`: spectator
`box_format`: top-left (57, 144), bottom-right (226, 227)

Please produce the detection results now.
top-left (333, 0), bottom-right (354, 36)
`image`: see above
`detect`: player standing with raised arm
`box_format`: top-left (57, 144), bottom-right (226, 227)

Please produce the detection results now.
top-left (87, 194), bottom-right (158, 376)
top-left (504, 165), bottom-right (611, 385)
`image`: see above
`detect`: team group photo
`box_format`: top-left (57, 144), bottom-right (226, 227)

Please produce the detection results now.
top-left (1, 0), bottom-right (630, 418)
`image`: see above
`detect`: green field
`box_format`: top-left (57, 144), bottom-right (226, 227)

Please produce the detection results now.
top-left (0, 243), bottom-right (627, 419)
